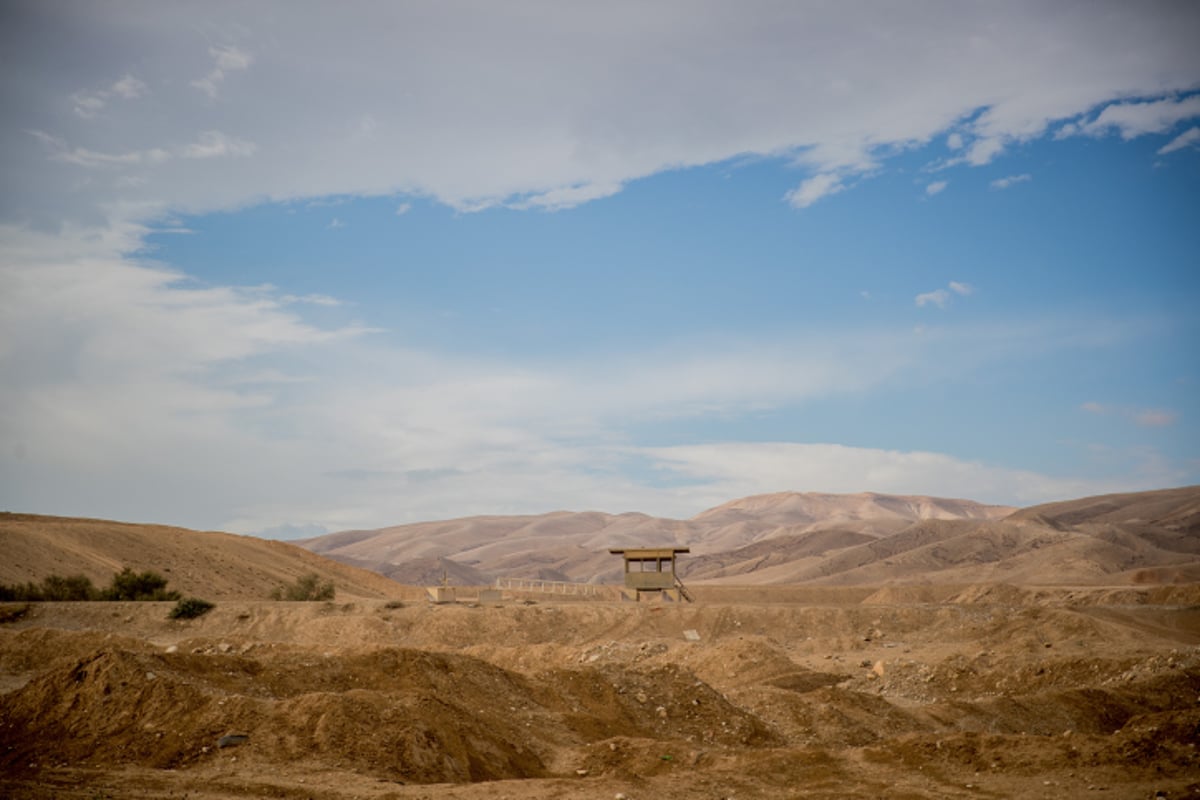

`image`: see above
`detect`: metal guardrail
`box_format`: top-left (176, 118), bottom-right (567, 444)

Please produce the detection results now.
top-left (493, 576), bottom-right (618, 598)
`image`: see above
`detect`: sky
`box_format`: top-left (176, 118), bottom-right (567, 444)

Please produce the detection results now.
top-left (1, 1), bottom-right (1198, 537)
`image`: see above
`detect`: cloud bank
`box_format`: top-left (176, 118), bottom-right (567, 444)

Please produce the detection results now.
top-left (4, 1), bottom-right (1199, 227)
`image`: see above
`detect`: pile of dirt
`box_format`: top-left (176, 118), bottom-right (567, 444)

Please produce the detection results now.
top-left (3, 587), bottom-right (1200, 799)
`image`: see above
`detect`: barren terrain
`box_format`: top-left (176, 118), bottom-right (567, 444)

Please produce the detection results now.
top-left (2, 488), bottom-right (1198, 798)
top-left (2, 584), bottom-right (1199, 799)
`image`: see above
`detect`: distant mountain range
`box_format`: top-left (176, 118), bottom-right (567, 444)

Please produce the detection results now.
top-left (4, 487), bottom-right (1195, 595)
top-left (299, 487), bottom-right (1200, 586)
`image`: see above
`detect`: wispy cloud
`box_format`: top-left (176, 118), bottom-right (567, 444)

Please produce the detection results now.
top-left (916, 281), bottom-right (973, 309)
top-left (925, 180), bottom-right (948, 196)
top-left (29, 130), bottom-right (169, 168)
top-left (991, 173), bottom-right (1032, 190)
top-left (508, 182), bottom-right (623, 212)
top-left (30, 129), bottom-right (253, 169)
top-left (1077, 95), bottom-right (1200, 140)
top-left (71, 74), bottom-right (148, 119)
top-left (1082, 402), bottom-right (1178, 427)
top-left (281, 294), bottom-right (343, 307)
top-left (1135, 409), bottom-right (1178, 427)
top-left (191, 44), bottom-right (253, 99)
top-left (638, 442), bottom-right (1146, 510)
top-left (4, 221), bottom-right (1153, 531)
top-left (785, 173), bottom-right (845, 209)
top-left (180, 131), bottom-right (257, 159)
top-left (1159, 126), bottom-right (1200, 155)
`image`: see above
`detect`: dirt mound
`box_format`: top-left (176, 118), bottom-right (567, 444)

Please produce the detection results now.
top-left (1, 646), bottom-right (545, 783)
top-left (0, 639), bottom-right (779, 787)
top-left (3, 589), bottom-right (1200, 799)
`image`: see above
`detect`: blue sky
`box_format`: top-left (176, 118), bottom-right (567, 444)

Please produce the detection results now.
top-left (1, 2), bottom-right (1198, 536)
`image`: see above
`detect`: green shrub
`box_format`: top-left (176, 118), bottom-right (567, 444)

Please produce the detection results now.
top-left (40, 574), bottom-right (99, 601)
top-left (0, 568), bottom-right (182, 603)
top-left (0, 574), bottom-right (97, 601)
top-left (0, 581), bottom-right (43, 601)
top-left (271, 572), bottom-right (335, 601)
top-left (103, 568), bottom-right (181, 601)
top-left (168, 597), bottom-right (214, 619)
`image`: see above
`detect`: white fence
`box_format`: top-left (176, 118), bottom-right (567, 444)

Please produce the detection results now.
top-left (493, 576), bottom-right (617, 598)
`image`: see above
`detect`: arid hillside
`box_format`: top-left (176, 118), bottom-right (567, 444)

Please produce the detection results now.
top-left (4, 487), bottom-right (1196, 598)
top-left (0, 513), bottom-right (405, 600)
top-left (301, 488), bottom-right (1200, 587)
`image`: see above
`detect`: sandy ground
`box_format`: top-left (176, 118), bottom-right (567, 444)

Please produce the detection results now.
top-left (2, 584), bottom-right (1199, 799)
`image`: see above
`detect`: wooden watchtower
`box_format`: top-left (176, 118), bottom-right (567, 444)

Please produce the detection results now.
top-left (609, 547), bottom-right (692, 602)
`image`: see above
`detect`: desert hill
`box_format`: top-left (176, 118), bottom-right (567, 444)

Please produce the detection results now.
top-left (301, 488), bottom-right (1200, 587)
top-left (4, 487), bottom-right (1196, 599)
top-left (0, 513), bottom-right (404, 600)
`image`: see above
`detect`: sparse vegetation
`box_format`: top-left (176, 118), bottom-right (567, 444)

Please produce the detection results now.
top-left (0, 573), bottom-right (97, 601)
top-left (271, 572), bottom-right (335, 601)
top-left (168, 597), bottom-right (214, 619)
top-left (103, 568), bottom-right (180, 601)
top-left (0, 568), bottom-right (180, 602)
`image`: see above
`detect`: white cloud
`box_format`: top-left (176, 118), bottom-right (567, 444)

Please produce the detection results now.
top-left (991, 173), bottom-right (1032, 189)
top-left (1135, 409), bottom-right (1178, 427)
top-left (915, 289), bottom-right (951, 309)
top-left (327, 217), bottom-right (345, 229)
top-left (1079, 95), bottom-right (1200, 140)
top-left (925, 180), bottom-right (948, 195)
top-left (785, 173), bottom-right (845, 209)
top-left (963, 136), bottom-right (1008, 166)
top-left (281, 293), bottom-right (343, 307)
top-left (111, 74), bottom-right (148, 100)
top-left (508, 181), bottom-right (624, 211)
top-left (4, 4), bottom-right (1197, 224)
top-left (638, 442), bottom-right (1152, 510)
top-left (71, 93), bottom-right (107, 119)
top-left (70, 73), bottom-right (148, 118)
top-left (1159, 126), bottom-right (1200, 155)
top-left (2, 222), bottom-right (1129, 530)
top-left (31, 128), bottom-right (253, 169)
top-left (917, 281), bottom-right (973, 308)
top-left (180, 131), bottom-right (257, 160)
top-left (31, 131), bottom-right (170, 169)
top-left (395, 202), bottom-right (412, 216)
top-left (1081, 401), bottom-right (1177, 428)
top-left (191, 44), bottom-right (253, 99)
top-left (0, 224), bottom-right (379, 527)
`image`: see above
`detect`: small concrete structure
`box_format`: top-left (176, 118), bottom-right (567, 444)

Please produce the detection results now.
top-left (426, 586), bottom-right (456, 604)
top-left (609, 547), bottom-right (692, 601)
